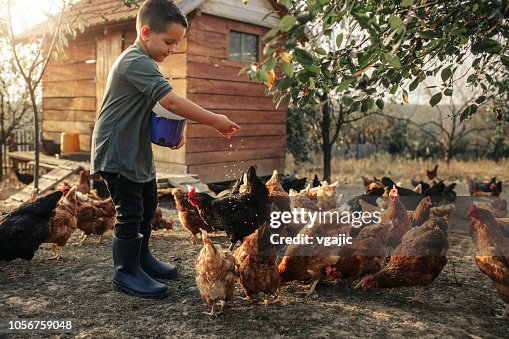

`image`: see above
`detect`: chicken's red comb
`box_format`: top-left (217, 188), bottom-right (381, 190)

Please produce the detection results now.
top-left (188, 187), bottom-right (196, 196)
top-left (467, 203), bottom-right (477, 217)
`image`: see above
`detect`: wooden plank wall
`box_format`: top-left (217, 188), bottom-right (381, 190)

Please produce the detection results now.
top-left (42, 31), bottom-right (97, 151)
top-left (185, 13), bottom-right (286, 183)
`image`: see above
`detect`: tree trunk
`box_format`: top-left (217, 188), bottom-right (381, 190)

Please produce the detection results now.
top-left (321, 95), bottom-right (331, 183)
top-left (28, 84), bottom-right (39, 191)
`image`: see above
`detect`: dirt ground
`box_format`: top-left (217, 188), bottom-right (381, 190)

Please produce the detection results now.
top-left (1, 173), bottom-right (509, 338)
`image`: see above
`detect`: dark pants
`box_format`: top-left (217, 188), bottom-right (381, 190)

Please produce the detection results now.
top-left (100, 172), bottom-right (158, 239)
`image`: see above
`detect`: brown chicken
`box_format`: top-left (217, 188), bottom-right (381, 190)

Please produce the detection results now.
top-left (360, 218), bottom-right (448, 300)
top-left (426, 164), bottom-right (438, 181)
top-left (430, 204), bottom-right (455, 219)
top-left (265, 170), bottom-right (291, 211)
top-left (407, 196), bottom-right (432, 227)
top-left (475, 200), bottom-right (508, 218)
top-left (171, 188), bottom-right (213, 242)
top-left (234, 226), bottom-right (280, 305)
top-left (77, 169), bottom-right (90, 195)
top-left (382, 186), bottom-right (412, 249)
top-left (151, 205), bottom-right (173, 231)
top-left (467, 205), bottom-right (509, 319)
top-left (76, 195), bottom-right (116, 245)
top-left (195, 229), bottom-right (237, 317)
top-left (326, 223), bottom-right (389, 284)
top-left (289, 188), bottom-right (319, 211)
top-left (45, 186), bottom-right (78, 259)
top-left (278, 220), bottom-right (345, 296)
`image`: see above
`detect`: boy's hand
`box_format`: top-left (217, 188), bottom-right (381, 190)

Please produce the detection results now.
top-left (213, 114), bottom-right (241, 138)
top-left (170, 134), bottom-right (186, 150)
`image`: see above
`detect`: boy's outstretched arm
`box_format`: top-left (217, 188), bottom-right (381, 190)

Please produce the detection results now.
top-left (159, 91), bottom-right (240, 137)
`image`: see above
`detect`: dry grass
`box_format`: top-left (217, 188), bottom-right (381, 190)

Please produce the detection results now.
top-left (285, 152), bottom-right (508, 186)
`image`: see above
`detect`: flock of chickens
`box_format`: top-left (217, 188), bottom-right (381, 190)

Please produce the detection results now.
top-left (177, 165), bottom-right (508, 319)
top-left (1, 165), bottom-right (508, 321)
top-left (0, 170), bottom-right (172, 266)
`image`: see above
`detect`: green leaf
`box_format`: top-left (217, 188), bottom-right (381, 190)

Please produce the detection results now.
top-left (308, 77), bottom-right (315, 90)
top-left (263, 28), bottom-right (280, 40)
top-left (278, 0), bottom-right (290, 5)
top-left (390, 85), bottom-right (398, 94)
top-left (376, 99), bottom-right (385, 110)
top-left (441, 67), bottom-right (452, 82)
top-left (336, 33), bottom-right (343, 48)
top-left (444, 88), bottom-right (453, 96)
top-left (280, 62), bottom-right (294, 77)
top-left (460, 106), bottom-right (471, 122)
top-left (385, 53), bottom-right (402, 68)
top-left (293, 48), bottom-right (314, 65)
top-left (279, 15), bottom-right (298, 32)
top-left (471, 39), bottom-right (502, 54)
top-left (256, 69), bottom-right (269, 82)
top-left (315, 47), bottom-right (327, 55)
top-left (402, 89), bottom-right (409, 103)
top-left (429, 92), bottom-right (443, 106)
top-left (409, 78), bottom-right (419, 92)
top-left (361, 100), bottom-right (369, 113)
top-left (475, 95), bottom-right (486, 104)
top-left (342, 96), bottom-right (354, 106)
top-left (280, 76), bottom-right (293, 91)
top-left (388, 15), bottom-right (403, 30)
top-left (401, 0), bottom-right (413, 7)
top-left (263, 57), bottom-right (277, 71)
top-left (306, 64), bottom-right (321, 75)
top-left (337, 79), bottom-right (351, 92)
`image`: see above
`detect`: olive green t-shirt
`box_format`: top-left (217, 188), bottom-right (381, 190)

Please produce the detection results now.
top-left (90, 45), bottom-right (172, 182)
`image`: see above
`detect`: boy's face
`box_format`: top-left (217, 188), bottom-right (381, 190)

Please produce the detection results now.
top-left (141, 22), bottom-right (186, 62)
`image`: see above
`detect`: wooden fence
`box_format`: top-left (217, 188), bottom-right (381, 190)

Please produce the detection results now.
top-left (1, 130), bottom-right (35, 175)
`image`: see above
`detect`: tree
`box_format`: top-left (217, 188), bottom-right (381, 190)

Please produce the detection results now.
top-left (5, 0), bottom-right (82, 190)
top-left (247, 0), bottom-right (509, 124)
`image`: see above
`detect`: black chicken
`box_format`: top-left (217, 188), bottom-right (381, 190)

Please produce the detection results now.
top-left (13, 168), bottom-right (34, 185)
top-left (188, 165), bottom-right (269, 251)
top-left (0, 191), bottom-right (63, 265)
top-left (91, 176), bottom-right (110, 199)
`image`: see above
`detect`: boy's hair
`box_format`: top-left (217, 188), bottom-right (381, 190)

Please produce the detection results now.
top-left (136, 0), bottom-right (189, 33)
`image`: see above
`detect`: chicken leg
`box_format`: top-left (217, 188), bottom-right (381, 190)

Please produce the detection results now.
top-left (296, 279), bottom-right (319, 297)
top-left (78, 234), bottom-right (88, 246)
top-left (203, 303), bottom-right (222, 317)
top-left (262, 293), bottom-right (279, 306)
top-left (48, 244), bottom-right (61, 260)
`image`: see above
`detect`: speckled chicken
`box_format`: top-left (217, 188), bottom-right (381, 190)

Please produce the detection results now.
top-left (467, 204), bottom-right (509, 319)
top-left (195, 229), bottom-right (237, 317)
top-left (360, 218), bottom-right (449, 300)
top-left (265, 170), bottom-right (291, 212)
top-left (234, 226), bottom-right (280, 305)
top-left (76, 194), bottom-right (116, 245)
top-left (45, 186), bottom-right (78, 259)
top-left (327, 223), bottom-right (390, 284)
top-left (171, 188), bottom-right (213, 242)
top-left (382, 186), bottom-right (412, 249)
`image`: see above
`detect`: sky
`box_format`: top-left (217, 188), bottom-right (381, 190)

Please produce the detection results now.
top-left (6, 0), bottom-right (62, 35)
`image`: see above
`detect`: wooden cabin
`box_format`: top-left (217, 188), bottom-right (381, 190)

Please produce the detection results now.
top-left (38, 0), bottom-right (287, 183)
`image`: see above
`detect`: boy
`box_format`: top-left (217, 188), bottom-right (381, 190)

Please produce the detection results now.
top-left (90, 0), bottom-right (240, 299)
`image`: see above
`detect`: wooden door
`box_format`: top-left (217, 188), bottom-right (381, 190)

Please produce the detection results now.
top-left (95, 30), bottom-right (123, 116)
